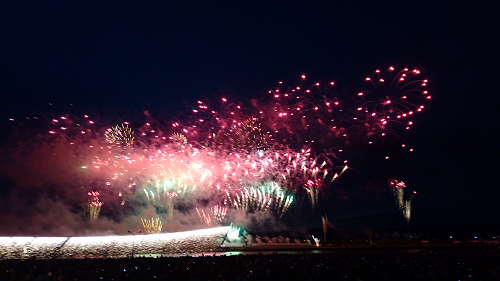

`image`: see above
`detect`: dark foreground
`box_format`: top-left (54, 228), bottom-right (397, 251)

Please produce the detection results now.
top-left (0, 247), bottom-right (499, 281)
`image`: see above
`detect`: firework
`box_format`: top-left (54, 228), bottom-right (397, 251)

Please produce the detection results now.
top-left (171, 133), bottom-right (187, 149)
top-left (304, 180), bottom-right (320, 209)
top-left (227, 226), bottom-right (241, 241)
top-left (389, 179), bottom-right (416, 233)
top-left (228, 183), bottom-right (294, 216)
top-left (259, 67), bottom-right (429, 154)
top-left (141, 217), bottom-right (163, 234)
top-left (355, 67), bottom-right (429, 151)
top-left (89, 200), bottom-right (103, 221)
top-left (389, 178), bottom-right (406, 210)
top-left (105, 124), bottom-right (134, 148)
top-left (143, 178), bottom-right (178, 217)
top-left (362, 67), bottom-right (429, 134)
top-left (403, 191), bottom-right (416, 223)
top-left (311, 235), bottom-right (320, 246)
top-left (83, 191), bottom-right (103, 222)
top-left (215, 117), bottom-right (269, 153)
top-left (8, 66), bottom-right (429, 230)
top-left (86, 68), bottom-right (425, 220)
top-left (402, 198), bottom-right (412, 222)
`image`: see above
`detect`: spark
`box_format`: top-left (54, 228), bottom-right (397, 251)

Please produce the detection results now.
top-left (141, 217), bottom-right (163, 234)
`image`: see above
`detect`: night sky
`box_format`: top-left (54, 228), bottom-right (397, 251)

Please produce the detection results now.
top-left (1, 1), bottom-right (499, 239)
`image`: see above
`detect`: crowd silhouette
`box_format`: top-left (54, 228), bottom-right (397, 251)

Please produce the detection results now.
top-left (0, 247), bottom-right (499, 280)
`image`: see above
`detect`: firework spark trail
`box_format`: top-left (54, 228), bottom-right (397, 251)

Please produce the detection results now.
top-left (85, 191), bottom-right (103, 222)
top-left (402, 199), bottom-right (412, 222)
top-left (212, 205), bottom-right (227, 222)
top-left (304, 179), bottom-right (320, 208)
top-left (311, 235), bottom-right (320, 246)
top-left (140, 217), bottom-right (163, 233)
top-left (389, 179), bottom-right (406, 210)
top-left (389, 179), bottom-right (417, 229)
top-left (402, 191), bottom-right (416, 222)
top-left (228, 183), bottom-right (294, 215)
top-left (195, 207), bottom-right (212, 225)
top-left (195, 205), bottom-right (228, 225)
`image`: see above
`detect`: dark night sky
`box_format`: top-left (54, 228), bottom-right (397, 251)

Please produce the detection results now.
top-left (0, 1), bottom-right (499, 238)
